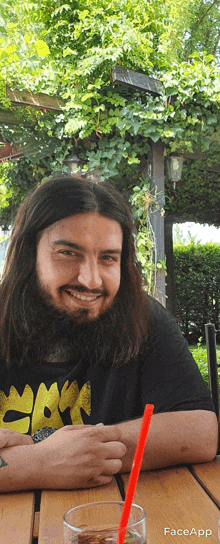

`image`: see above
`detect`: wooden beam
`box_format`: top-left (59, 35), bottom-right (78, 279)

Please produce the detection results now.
top-left (182, 152), bottom-right (205, 161)
top-left (0, 109), bottom-right (32, 126)
top-left (112, 66), bottom-right (162, 97)
top-left (200, 164), bottom-right (220, 173)
top-left (0, 136), bottom-right (59, 163)
top-left (0, 141), bottom-right (24, 162)
top-left (176, 153), bottom-right (220, 173)
top-left (5, 86), bottom-right (66, 112)
top-left (0, 151), bottom-right (24, 162)
top-left (165, 213), bottom-right (220, 227)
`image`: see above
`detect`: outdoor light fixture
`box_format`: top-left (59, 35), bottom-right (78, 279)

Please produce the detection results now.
top-left (166, 156), bottom-right (184, 189)
top-left (64, 152), bottom-right (105, 182)
top-left (64, 152), bottom-right (81, 174)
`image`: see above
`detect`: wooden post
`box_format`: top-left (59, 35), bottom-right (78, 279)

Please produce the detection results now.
top-left (164, 217), bottom-right (176, 315)
top-left (112, 66), bottom-right (165, 305)
top-left (148, 140), bottom-right (165, 307)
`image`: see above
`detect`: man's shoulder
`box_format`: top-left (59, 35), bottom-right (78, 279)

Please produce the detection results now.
top-left (144, 293), bottom-right (178, 327)
top-left (141, 293), bottom-right (186, 354)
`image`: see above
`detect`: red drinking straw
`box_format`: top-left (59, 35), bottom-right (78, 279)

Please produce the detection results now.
top-left (116, 404), bottom-right (154, 544)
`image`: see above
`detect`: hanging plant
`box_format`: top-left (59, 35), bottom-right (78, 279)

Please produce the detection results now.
top-left (129, 178), bottom-right (166, 296)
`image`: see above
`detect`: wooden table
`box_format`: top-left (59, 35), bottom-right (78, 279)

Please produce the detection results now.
top-left (0, 457), bottom-right (219, 544)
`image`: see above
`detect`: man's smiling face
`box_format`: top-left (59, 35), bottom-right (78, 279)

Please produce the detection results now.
top-left (36, 211), bottom-right (123, 320)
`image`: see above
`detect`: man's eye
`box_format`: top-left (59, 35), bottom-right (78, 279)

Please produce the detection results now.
top-left (101, 255), bottom-right (115, 262)
top-left (60, 250), bottom-right (78, 256)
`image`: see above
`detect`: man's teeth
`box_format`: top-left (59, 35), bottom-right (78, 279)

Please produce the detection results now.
top-left (66, 290), bottom-right (99, 301)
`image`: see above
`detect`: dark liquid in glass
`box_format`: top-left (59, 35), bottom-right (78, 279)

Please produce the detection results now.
top-left (70, 530), bottom-right (145, 544)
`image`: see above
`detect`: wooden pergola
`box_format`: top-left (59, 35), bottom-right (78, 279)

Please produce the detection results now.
top-left (0, 86), bottom-right (65, 162)
top-left (1, 69), bottom-right (220, 311)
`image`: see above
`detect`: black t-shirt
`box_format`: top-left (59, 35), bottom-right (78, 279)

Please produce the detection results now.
top-left (0, 296), bottom-right (215, 435)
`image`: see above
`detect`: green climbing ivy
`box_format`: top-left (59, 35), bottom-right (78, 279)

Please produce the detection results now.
top-left (1, 0), bottom-right (220, 229)
top-left (129, 180), bottom-right (166, 296)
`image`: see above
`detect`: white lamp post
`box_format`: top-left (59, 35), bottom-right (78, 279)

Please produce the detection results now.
top-left (167, 156), bottom-right (184, 188)
top-left (64, 153), bottom-right (81, 174)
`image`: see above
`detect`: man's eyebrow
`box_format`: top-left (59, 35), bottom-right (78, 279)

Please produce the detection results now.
top-left (99, 249), bottom-right (122, 255)
top-left (52, 239), bottom-right (122, 254)
top-left (52, 240), bottom-right (84, 251)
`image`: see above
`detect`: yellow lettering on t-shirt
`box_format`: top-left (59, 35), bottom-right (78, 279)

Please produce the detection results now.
top-left (31, 382), bottom-right (63, 434)
top-left (59, 380), bottom-right (79, 412)
top-left (59, 380), bottom-right (91, 424)
top-left (0, 379), bottom-right (92, 434)
top-left (0, 385), bottom-right (33, 433)
top-left (70, 381), bottom-right (91, 424)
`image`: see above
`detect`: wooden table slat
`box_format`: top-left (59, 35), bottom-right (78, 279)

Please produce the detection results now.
top-left (190, 456), bottom-right (220, 508)
top-left (0, 491), bottom-right (35, 544)
top-left (33, 511), bottom-right (40, 539)
top-left (38, 478), bottom-right (122, 544)
top-left (121, 466), bottom-right (219, 544)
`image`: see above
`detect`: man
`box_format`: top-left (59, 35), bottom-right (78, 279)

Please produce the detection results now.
top-left (0, 176), bottom-right (217, 492)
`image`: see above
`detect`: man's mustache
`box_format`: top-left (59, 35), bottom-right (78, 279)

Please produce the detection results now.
top-left (62, 285), bottom-right (108, 296)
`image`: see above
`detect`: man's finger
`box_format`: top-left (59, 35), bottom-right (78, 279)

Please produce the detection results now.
top-left (102, 441), bottom-right (127, 458)
top-left (94, 424), bottom-right (122, 442)
top-left (102, 458), bottom-right (123, 475)
top-left (0, 430), bottom-right (33, 449)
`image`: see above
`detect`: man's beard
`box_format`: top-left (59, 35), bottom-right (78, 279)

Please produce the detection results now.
top-left (18, 273), bottom-right (124, 367)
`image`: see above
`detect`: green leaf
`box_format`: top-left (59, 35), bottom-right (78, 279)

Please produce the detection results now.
top-left (81, 93), bottom-right (94, 102)
top-left (5, 44), bottom-right (16, 54)
top-left (147, 133), bottom-right (160, 142)
top-left (63, 47), bottom-right (77, 57)
top-left (24, 34), bottom-right (31, 44)
top-left (206, 115), bottom-right (217, 125)
top-left (64, 118), bottom-right (87, 134)
top-left (188, 51), bottom-right (200, 59)
top-left (127, 157), bottom-right (140, 164)
top-left (205, 54), bottom-right (215, 64)
top-left (34, 40), bottom-right (50, 57)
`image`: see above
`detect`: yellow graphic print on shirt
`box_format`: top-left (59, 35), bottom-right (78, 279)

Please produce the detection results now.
top-left (0, 384), bottom-right (33, 433)
top-left (0, 380), bottom-right (91, 434)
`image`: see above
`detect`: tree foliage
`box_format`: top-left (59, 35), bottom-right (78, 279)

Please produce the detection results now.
top-left (160, 0), bottom-right (220, 62)
top-left (165, 159), bottom-right (220, 226)
top-left (0, 0), bottom-right (220, 226)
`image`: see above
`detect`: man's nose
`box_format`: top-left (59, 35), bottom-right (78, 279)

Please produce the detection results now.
top-left (77, 258), bottom-right (103, 289)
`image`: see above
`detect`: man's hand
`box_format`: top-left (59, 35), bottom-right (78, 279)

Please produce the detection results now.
top-left (0, 424), bottom-right (127, 492)
top-left (0, 429), bottom-right (33, 450)
top-left (33, 424), bottom-right (127, 489)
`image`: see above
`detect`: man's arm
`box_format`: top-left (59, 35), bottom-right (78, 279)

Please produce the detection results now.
top-left (116, 410), bottom-right (218, 472)
top-left (0, 425), bottom-right (126, 492)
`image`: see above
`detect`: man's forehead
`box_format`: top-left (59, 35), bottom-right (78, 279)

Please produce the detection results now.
top-left (38, 212), bottom-right (123, 245)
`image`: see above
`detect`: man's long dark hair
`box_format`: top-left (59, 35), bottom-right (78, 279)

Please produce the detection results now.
top-left (0, 176), bottom-right (149, 367)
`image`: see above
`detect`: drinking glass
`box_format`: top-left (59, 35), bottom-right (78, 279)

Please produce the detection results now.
top-left (63, 501), bottom-right (147, 544)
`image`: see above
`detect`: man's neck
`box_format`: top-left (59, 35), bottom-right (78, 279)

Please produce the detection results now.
top-left (43, 341), bottom-right (73, 363)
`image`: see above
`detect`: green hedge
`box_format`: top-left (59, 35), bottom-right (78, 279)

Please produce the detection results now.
top-left (174, 243), bottom-right (220, 343)
top-left (189, 343), bottom-right (220, 390)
